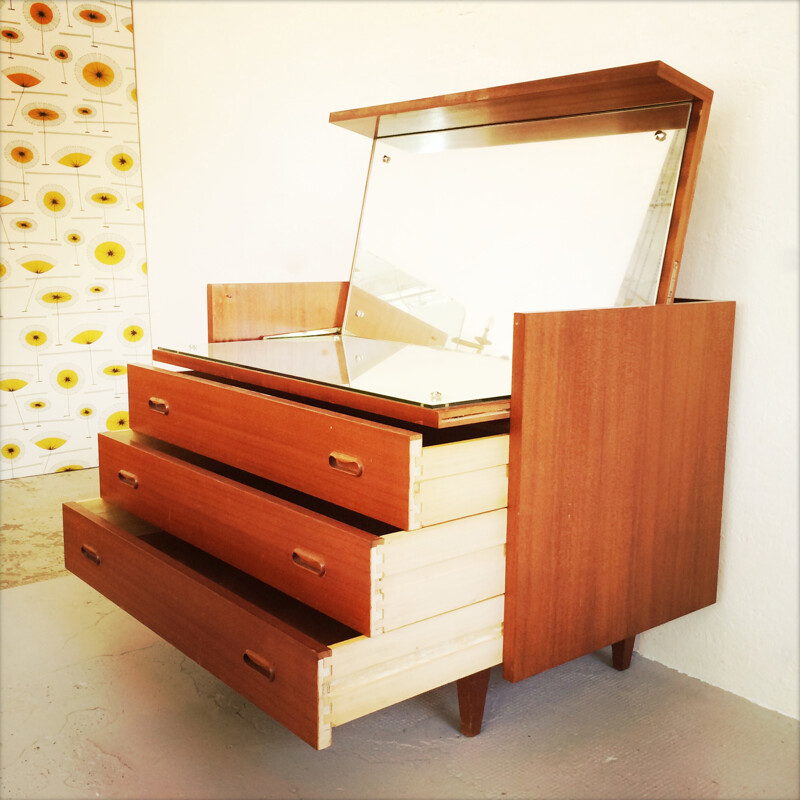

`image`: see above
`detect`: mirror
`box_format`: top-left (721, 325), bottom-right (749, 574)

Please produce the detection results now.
top-left (154, 65), bottom-right (712, 420)
top-left (343, 103), bottom-right (691, 358)
top-left (164, 334), bottom-right (513, 408)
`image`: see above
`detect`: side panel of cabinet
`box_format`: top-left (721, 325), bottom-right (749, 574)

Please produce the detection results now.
top-left (504, 301), bottom-right (735, 682)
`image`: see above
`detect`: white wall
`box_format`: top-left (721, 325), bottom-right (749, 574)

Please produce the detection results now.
top-left (133, 0), bottom-right (799, 718)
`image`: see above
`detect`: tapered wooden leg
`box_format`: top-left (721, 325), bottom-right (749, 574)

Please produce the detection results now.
top-left (456, 668), bottom-right (491, 736)
top-left (611, 635), bottom-right (636, 671)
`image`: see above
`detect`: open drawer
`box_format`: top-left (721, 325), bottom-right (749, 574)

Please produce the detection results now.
top-left (98, 430), bottom-right (506, 635)
top-left (127, 364), bottom-right (509, 530)
top-left (63, 499), bottom-right (504, 749)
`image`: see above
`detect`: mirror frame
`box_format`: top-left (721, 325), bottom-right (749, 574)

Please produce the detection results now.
top-left (331, 60), bottom-right (712, 307)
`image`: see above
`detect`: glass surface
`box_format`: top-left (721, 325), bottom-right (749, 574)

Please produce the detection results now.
top-left (162, 102), bottom-right (692, 409)
top-left (344, 103), bottom-right (691, 358)
top-left (159, 335), bottom-right (512, 408)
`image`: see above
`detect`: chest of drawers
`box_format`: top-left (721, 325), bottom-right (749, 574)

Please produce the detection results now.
top-left (63, 362), bottom-right (512, 749)
top-left (63, 297), bottom-right (734, 748)
top-left (62, 62), bottom-right (736, 749)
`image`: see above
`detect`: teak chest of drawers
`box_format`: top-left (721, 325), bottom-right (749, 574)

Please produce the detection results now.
top-left (62, 62), bottom-right (736, 750)
top-left (63, 299), bottom-right (734, 749)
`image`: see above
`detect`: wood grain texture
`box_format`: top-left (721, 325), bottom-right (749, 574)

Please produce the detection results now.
top-left (504, 301), bottom-right (734, 682)
top-left (330, 61), bottom-right (712, 139)
top-left (63, 499), bottom-right (338, 749)
top-left (127, 364), bottom-right (422, 529)
top-left (98, 431), bottom-right (507, 635)
top-left (207, 282), bottom-right (349, 343)
top-left (98, 430), bottom-right (378, 634)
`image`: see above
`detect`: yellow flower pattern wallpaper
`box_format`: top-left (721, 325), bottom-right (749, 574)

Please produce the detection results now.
top-left (0, 0), bottom-right (149, 479)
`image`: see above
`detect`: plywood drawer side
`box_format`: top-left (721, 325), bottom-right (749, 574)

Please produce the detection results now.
top-left (99, 431), bottom-right (507, 636)
top-left (326, 595), bottom-right (504, 727)
top-left (376, 509), bottom-right (507, 633)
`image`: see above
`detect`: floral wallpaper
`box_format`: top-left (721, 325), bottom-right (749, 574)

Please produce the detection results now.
top-left (0, 0), bottom-right (149, 479)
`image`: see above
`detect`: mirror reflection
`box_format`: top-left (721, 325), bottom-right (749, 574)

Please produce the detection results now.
top-left (344, 103), bottom-right (691, 358)
top-left (164, 334), bottom-right (512, 408)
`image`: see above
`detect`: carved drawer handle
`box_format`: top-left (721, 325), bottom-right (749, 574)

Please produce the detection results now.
top-left (118, 470), bottom-right (139, 489)
top-left (80, 544), bottom-right (101, 565)
top-left (328, 452), bottom-right (363, 477)
top-left (243, 650), bottom-right (276, 682)
top-left (148, 397), bottom-right (169, 415)
top-left (291, 548), bottom-right (326, 577)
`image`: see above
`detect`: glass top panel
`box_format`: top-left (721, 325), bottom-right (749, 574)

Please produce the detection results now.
top-left (160, 335), bottom-right (511, 408)
top-left (344, 103), bottom-right (691, 358)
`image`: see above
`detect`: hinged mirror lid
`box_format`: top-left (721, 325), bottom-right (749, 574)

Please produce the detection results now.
top-left (330, 61), bottom-right (711, 139)
top-left (156, 62), bottom-right (713, 426)
top-left (332, 61), bottom-right (712, 358)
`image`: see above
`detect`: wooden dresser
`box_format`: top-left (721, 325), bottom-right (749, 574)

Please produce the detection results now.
top-left (63, 62), bottom-right (735, 749)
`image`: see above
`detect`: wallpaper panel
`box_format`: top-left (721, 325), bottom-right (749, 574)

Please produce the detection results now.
top-left (0, 0), bottom-right (149, 479)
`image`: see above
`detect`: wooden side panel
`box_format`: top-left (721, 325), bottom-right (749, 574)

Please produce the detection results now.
top-left (127, 365), bottom-right (421, 529)
top-left (207, 282), bottom-right (349, 343)
top-left (504, 301), bottom-right (735, 682)
top-left (63, 499), bottom-right (329, 748)
top-left (416, 433), bottom-right (510, 527)
top-left (98, 430), bottom-right (377, 634)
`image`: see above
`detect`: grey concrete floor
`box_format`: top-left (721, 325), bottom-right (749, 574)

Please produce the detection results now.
top-left (1, 468), bottom-right (798, 800)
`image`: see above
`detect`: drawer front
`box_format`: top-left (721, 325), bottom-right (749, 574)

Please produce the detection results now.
top-left (98, 431), bottom-right (507, 636)
top-left (98, 430), bottom-right (378, 634)
top-left (63, 500), bottom-right (504, 749)
top-left (63, 499), bottom-right (331, 749)
top-left (128, 365), bottom-right (422, 528)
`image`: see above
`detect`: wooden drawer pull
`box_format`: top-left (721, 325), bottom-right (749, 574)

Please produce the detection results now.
top-left (243, 650), bottom-right (276, 681)
top-left (118, 470), bottom-right (139, 489)
top-left (80, 544), bottom-right (101, 565)
top-left (291, 548), bottom-right (326, 577)
top-left (328, 452), bottom-right (363, 477)
top-left (148, 397), bottom-right (170, 415)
